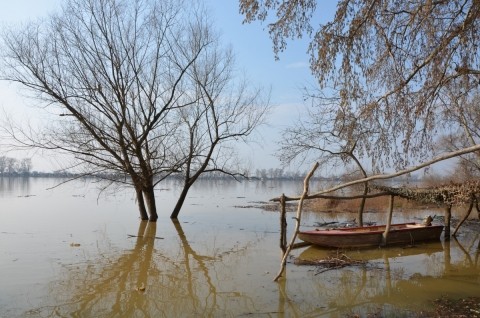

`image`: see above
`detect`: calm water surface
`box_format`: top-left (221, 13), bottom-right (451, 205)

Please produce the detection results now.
top-left (0, 177), bottom-right (479, 317)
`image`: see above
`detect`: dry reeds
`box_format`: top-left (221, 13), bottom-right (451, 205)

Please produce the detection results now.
top-left (305, 195), bottom-right (436, 214)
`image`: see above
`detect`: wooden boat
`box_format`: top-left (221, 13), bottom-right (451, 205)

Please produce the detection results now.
top-left (298, 223), bottom-right (444, 248)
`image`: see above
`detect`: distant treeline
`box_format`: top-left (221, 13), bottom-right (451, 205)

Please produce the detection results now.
top-left (0, 156), bottom-right (33, 176)
top-left (0, 157), bottom-right (318, 180)
top-left (0, 164), bottom-right (331, 181)
top-left (1, 156), bottom-right (420, 182)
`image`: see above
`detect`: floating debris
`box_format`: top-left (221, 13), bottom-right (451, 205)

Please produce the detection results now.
top-left (294, 252), bottom-right (372, 274)
top-left (127, 234), bottom-right (164, 239)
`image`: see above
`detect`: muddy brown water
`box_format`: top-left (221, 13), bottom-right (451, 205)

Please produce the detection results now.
top-left (0, 177), bottom-right (479, 317)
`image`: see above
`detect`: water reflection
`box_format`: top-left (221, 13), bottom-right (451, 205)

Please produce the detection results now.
top-left (30, 221), bottom-right (158, 316)
top-left (1, 178), bottom-right (479, 317)
top-left (293, 236), bottom-right (480, 316)
top-left (12, 223), bottom-right (480, 316)
top-left (0, 177), bottom-right (31, 197)
top-left (25, 220), bottom-right (263, 317)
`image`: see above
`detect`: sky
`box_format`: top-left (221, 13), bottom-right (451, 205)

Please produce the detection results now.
top-left (0, 0), bottom-right (326, 173)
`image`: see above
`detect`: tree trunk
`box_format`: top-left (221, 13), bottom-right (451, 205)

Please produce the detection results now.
top-left (350, 152), bottom-right (368, 227)
top-left (143, 186), bottom-right (158, 222)
top-left (381, 195), bottom-right (394, 246)
top-left (476, 199), bottom-right (480, 220)
top-left (453, 198), bottom-right (474, 237)
top-left (357, 186), bottom-right (367, 227)
top-left (135, 186), bottom-right (149, 221)
top-left (279, 194), bottom-right (287, 255)
top-left (170, 183), bottom-right (192, 219)
top-left (444, 205), bottom-right (452, 241)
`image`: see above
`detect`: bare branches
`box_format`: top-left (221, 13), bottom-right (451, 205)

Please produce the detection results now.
top-left (1, 0), bottom-right (268, 221)
top-left (170, 38), bottom-right (269, 217)
top-left (240, 0), bottom-right (316, 58)
top-left (241, 0), bottom-right (480, 169)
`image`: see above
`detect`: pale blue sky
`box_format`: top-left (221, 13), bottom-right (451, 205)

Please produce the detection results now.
top-left (0, 0), bottom-right (321, 172)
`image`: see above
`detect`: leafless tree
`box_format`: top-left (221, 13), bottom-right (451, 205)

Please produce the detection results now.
top-left (278, 91), bottom-right (371, 225)
top-left (1, 0), bottom-right (268, 221)
top-left (0, 156), bottom-right (6, 175)
top-left (240, 0), bottom-right (480, 169)
top-left (169, 37), bottom-right (269, 218)
top-left (18, 158), bottom-right (32, 175)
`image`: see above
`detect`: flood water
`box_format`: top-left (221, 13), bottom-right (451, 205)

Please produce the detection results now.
top-left (0, 177), bottom-right (479, 317)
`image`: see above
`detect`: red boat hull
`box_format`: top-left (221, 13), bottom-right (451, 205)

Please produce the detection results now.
top-left (298, 223), bottom-right (444, 248)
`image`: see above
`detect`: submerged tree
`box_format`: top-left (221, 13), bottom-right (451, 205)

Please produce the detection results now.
top-left (1, 0), bottom-right (268, 221)
top-left (240, 0), bottom-right (480, 169)
top-left (279, 93), bottom-right (371, 225)
top-left (170, 39), bottom-right (268, 218)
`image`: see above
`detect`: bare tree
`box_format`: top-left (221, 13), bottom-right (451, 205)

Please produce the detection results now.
top-left (18, 158), bottom-right (32, 175)
top-left (278, 92), bottom-right (371, 225)
top-left (0, 156), bottom-right (6, 175)
top-left (5, 157), bottom-right (17, 174)
top-left (1, 0), bottom-right (267, 221)
top-left (170, 37), bottom-right (269, 218)
top-left (240, 0), bottom-right (480, 168)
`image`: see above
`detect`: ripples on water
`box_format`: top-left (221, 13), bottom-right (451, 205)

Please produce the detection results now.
top-left (0, 177), bottom-right (479, 317)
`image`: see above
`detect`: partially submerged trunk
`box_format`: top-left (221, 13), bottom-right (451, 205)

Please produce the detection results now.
top-left (445, 205), bottom-right (452, 240)
top-left (381, 195), bottom-right (394, 246)
top-left (143, 186), bottom-right (158, 222)
top-left (351, 153), bottom-right (368, 227)
top-left (357, 184), bottom-right (367, 227)
top-left (170, 182), bottom-right (192, 219)
top-left (135, 186), bottom-right (149, 221)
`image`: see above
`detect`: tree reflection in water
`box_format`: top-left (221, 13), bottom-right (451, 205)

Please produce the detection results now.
top-left (14, 217), bottom-right (480, 317)
top-left (289, 235), bottom-right (480, 316)
top-left (24, 220), bottom-right (259, 317)
top-left (4, 178), bottom-right (480, 317)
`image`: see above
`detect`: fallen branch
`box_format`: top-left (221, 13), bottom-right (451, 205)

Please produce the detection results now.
top-left (273, 162), bottom-right (319, 282)
top-left (272, 144), bottom-right (480, 202)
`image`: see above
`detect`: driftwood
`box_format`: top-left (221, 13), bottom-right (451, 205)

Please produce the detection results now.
top-left (273, 162), bottom-right (319, 282)
top-left (272, 144), bottom-right (480, 203)
top-left (271, 191), bottom-right (390, 202)
top-left (294, 252), bottom-right (369, 274)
